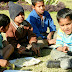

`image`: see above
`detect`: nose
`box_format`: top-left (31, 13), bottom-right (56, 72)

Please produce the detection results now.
top-left (40, 6), bottom-right (43, 9)
top-left (64, 25), bottom-right (68, 30)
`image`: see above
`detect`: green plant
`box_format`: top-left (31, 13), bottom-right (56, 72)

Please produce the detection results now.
top-left (44, 0), bottom-right (59, 5)
top-left (25, 0), bottom-right (31, 4)
top-left (25, 0), bottom-right (59, 5)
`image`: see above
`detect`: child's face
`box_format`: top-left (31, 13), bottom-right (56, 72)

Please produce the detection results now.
top-left (14, 12), bottom-right (24, 24)
top-left (33, 1), bottom-right (45, 15)
top-left (59, 17), bottom-right (72, 35)
top-left (0, 23), bottom-right (10, 33)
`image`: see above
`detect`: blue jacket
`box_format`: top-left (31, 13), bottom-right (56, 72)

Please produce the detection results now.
top-left (26, 9), bottom-right (56, 39)
top-left (0, 33), bottom-right (3, 59)
top-left (0, 33), bottom-right (3, 49)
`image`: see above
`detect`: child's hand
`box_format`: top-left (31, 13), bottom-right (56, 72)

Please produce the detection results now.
top-left (18, 46), bottom-right (26, 54)
top-left (0, 59), bottom-right (8, 67)
top-left (32, 42), bottom-right (40, 56)
top-left (63, 46), bottom-right (69, 53)
top-left (47, 39), bottom-right (56, 45)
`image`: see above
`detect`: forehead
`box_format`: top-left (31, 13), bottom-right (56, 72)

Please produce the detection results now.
top-left (35, 1), bottom-right (44, 6)
top-left (59, 17), bottom-right (72, 25)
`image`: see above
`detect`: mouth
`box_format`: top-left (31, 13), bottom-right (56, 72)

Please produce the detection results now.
top-left (20, 18), bottom-right (24, 21)
top-left (41, 10), bottom-right (44, 12)
top-left (65, 30), bottom-right (71, 34)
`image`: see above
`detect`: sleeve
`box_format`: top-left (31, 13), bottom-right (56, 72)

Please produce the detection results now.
top-left (0, 34), bottom-right (3, 49)
top-left (26, 16), bottom-right (44, 38)
top-left (22, 20), bottom-right (32, 29)
top-left (48, 13), bottom-right (56, 32)
top-left (6, 26), bottom-right (18, 48)
top-left (7, 37), bottom-right (18, 48)
top-left (54, 29), bottom-right (64, 49)
top-left (27, 30), bottom-right (37, 41)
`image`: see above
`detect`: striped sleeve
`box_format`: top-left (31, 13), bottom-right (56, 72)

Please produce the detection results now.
top-left (54, 29), bottom-right (64, 49)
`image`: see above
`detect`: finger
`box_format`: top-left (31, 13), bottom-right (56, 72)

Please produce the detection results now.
top-left (33, 47), bottom-right (37, 54)
top-left (34, 48), bottom-right (37, 54)
top-left (18, 49), bottom-right (23, 54)
top-left (68, 47), bottom-right (69, 51)
top-left (37, 48), bottom-right (40, 56)
top-left (64, 51), bottom-right (67, 53)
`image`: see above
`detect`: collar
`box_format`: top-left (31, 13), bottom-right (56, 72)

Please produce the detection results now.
top-left (33, 9), bottom-right (46, 19)
top-left (64, 33), bottom-right (72, 37)
top-left (11, 20), bottom-right (18, 29)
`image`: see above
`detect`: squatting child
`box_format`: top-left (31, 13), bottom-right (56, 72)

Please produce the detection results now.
top-left (6, 1), bottom-right (40, 57)
top-left (49, 8), bottom-right (72, 69)
top-left (0, 14), bottom-right (14, 68)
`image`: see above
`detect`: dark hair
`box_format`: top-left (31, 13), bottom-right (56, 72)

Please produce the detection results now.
top-left (31, 0), bottom-right (44, 6)
top-left (0, 14), bottom-right (10, 28)
top-left (56, 8), bottom-right (72, 22)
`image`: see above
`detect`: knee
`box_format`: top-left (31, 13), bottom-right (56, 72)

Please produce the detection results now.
top-left (8, 44), bottom-right (14, 52)
top-left (50, 49), bottom-right (56, 56)
top-left (60, 59), bottom-right (72, 69)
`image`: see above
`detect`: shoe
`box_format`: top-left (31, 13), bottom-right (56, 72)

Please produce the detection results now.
top-left (67, 51), bottom-right (72, 56)
top-left (46, 60), bottom-right (60, 68)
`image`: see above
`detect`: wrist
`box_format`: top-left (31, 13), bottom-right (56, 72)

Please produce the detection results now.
top-left (61, 47), bottom-right (63, 52)
top-left (56, 47), bottom-right (63, 52)
top-left (31, 42), bottom-right (36, 45)
top-left (31, 41), bottom-right (36, 45)
top-left (47, 38), bottom-right (51, 41)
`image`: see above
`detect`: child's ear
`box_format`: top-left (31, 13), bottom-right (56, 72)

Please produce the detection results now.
top-left (32, 5), bottom-right (35, 9)
top-left (0, 26), bottom-right (3, 32)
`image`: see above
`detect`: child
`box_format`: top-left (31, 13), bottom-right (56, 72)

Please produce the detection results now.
top-left (6, 1), bottom-right (40, 57)
top-left (26, 0), bottom-right (56, 48)
top-left (0, 14), bottom-right (14, 68)
top-left (47, 8), bottom-right (72, 69)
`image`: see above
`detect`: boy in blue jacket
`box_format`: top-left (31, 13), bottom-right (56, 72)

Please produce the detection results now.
top-left (26, 0), bottom-right (56, 48)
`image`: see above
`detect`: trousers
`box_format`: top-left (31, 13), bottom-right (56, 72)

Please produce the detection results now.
top-left (51, 49), bottom-right (72, 69)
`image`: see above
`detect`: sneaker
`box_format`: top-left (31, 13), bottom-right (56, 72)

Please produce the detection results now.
top-left (46, 60), bottom-right (60, 68)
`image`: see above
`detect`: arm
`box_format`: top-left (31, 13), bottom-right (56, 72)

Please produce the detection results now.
top-left (6, 24), bottom-right (19, 48)
top-left (27, 30), bottom-right (37, 44)
top-left (57, 46), bottom-right (69, 53)
top-left (48, 14), bottom-right (56, 33)
top-left (48, 13), bottom-right (56, 37)
top-left (47, 31), bottom-right (56, 45)
top-left (47, 13), bottom-right (56, 44)
top-left (27, 30), bottom-right (40, 56)
top-left (54, 29), bottom-right (69, 53)
top-left (54, 29), bottom-right (63, 48)
top-left (47, 31), bottom-right (55, 40)
top-left (22, 20), bottom-right (33, 31)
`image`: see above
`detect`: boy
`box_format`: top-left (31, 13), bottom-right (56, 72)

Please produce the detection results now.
top-left (26, 0), bottom-right (56, 48)
top-left (47, 8), bottom-right (72, 69)
top-left (6, 1), bottom-right (40, 57)
top-left (0, 14), bottom-right (14, 68)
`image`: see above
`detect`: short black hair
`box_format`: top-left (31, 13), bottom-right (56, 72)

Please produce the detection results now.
top-left (0, 14), bottom-right (10, 28)
top-left (31, 0), bottom-right (44, 6)
top-left (56, 8), bottom-right (72, 22)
